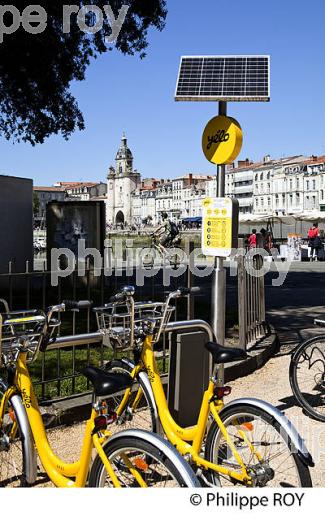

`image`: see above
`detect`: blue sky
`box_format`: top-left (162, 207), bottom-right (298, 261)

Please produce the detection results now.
top-left (1, 0), bottom-right (325, 185)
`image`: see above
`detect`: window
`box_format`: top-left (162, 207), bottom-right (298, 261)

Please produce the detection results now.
top-left (313, 179), bottom-right (316, 190)
top-left (306, 180), bottom-right (310, 191)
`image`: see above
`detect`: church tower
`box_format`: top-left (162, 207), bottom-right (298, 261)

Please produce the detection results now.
top-left (106, 134), bottom-right (141, 226)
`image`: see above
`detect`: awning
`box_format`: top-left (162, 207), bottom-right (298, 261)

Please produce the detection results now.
top-left (182, 217), bottom-right (202, 223)
top-left (239, 214), bottom-right (296, 225)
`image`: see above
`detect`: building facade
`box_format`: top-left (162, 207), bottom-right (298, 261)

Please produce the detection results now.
top-left (33, 186), bottom-right (66, 225)
top-left (106, 136), bottom-right (212, 226)
top-left (106, 135), bottom-right (141, 226)
top-left (225, 154), bottom-right (325, 216)
top-left (54, 181), bottom-right (107, 200)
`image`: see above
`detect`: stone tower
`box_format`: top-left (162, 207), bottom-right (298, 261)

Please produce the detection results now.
top-left (106, 134), bottom-right (140, 226)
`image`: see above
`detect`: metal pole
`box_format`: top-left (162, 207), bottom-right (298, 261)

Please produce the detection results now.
top-left (211, 101), bottom-right (227, 385)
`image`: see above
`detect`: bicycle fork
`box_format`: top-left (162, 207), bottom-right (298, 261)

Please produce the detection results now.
top-left (0, 381), bottom-right (38, 485)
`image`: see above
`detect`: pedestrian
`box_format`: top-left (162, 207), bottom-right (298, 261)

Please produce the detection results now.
top-left (307, 222), bottom-right (321, 261)
top-left (248, 228), bottom-right (257, 249)
top-left (260, 228), bottom-right (272, 253)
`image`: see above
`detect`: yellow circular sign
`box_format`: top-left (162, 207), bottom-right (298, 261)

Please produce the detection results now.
top-left (202, 115), bottom-right (243, 165)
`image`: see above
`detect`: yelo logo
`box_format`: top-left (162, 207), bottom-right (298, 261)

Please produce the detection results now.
top-left (202, 115), bottom-right (243, 165)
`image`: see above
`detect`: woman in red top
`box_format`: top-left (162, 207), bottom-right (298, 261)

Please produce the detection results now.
top-left (308, 223), bottom-right (321, 261)
top-left (248, 229), bottom-right (257, 249)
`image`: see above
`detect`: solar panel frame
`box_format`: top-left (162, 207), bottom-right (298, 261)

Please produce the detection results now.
top-left (175, 55), bottom-right (270, 102)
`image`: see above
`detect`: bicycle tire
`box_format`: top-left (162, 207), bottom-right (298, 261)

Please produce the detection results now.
top-left (205, 404), bottom-right (312, 487)
top-left (105, 359), bottom-right (157, 434)
top-left (0, 395), bottom-right (27, 487)
top-left (88, 430), bottom-right (200, 488)
top-left (290, 335), bottom-right (325, 422)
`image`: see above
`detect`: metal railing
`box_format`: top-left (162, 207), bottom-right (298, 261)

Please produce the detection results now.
top-left (237, 238), bottom-right (268, 348)
top-left (0, 260), bottom-right (195, 401)
top-left (0, 244), bottom-right (269, 400)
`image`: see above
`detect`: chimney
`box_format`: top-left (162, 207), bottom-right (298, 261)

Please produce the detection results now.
top-left (237, 158), bottom-right (251, 168)
top-left (263, 155), bottom-right (271, 163)
top-left (189, 173), bottom-right (193, 185)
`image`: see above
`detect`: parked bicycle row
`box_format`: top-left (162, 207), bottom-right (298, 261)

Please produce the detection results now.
top-left (1, 285), bottom-right (324, 488)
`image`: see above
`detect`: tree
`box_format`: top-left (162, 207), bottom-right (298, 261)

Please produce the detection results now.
top-left (0, 1), bottom-right (167, 145)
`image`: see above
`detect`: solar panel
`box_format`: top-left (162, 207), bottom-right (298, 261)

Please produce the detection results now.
top-left (175, 56), bottom-right (270, 102)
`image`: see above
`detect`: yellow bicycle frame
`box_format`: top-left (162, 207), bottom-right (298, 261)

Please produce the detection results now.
top-left (117, 335), bottom-right (259, 485)
top-left (1, 351), bottom-right (147, 487)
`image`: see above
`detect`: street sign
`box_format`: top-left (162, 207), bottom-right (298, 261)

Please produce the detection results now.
top-left (202, 197), bottom-right (239, 257)
top-left (202, 115), bottom-right (243, 165)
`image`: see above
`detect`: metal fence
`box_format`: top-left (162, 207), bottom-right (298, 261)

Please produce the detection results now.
top-left (237, 238), bottom-right (268, 348)
top-left (0, 259), bottom-right (195, 402)
top-left (0, 248), bottom-right (269, 401)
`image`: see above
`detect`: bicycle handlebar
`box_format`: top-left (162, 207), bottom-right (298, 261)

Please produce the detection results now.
top-left (62, 300), bottom-right (93, 311)
top-left (109, 293), bottom-right (127, 304)
top-left (177, 287), bottom-right (201, 296)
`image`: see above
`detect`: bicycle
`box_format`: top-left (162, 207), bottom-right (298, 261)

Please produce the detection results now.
top-left (290, 330), bottom-right (325, 422)
top-left (141, 231), bottom-right (182, 268)
top-left (96, 286), bottom-right (314, 487)
top-left (0, 301), bottom-right (200, 488)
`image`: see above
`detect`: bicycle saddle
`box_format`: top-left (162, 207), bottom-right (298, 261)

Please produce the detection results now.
top-left (204, 342), bottom-right (248, 364)
top-left (83, 366), bottom-right (133, 396)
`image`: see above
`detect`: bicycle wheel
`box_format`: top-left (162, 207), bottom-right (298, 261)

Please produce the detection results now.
top-left (88, 430), bottom-right (200, 488)
top-left (290, 335), bottom-right (325, 422)
top-left (105, 360), bottom-right (156, 434)
top-left (139, 246), bottom-right (161, 268)
top-left (205, 404), bottom-right (312, 487)
top-left (0, 396), bottom-right (26, 487)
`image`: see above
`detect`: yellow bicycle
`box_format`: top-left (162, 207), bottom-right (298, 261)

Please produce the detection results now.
top-left (0, 301), bottom-right (199, 488)
top-left (97, 286), bottom-right (314, 487)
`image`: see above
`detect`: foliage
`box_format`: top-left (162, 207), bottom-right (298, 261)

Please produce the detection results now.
top-left (0, 1), bottom-right (167, 145)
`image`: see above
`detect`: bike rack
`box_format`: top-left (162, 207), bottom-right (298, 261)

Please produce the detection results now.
top-left (164, 319), bottom-right (214, 341)
top-left (47, 319), bottom-right (215, 350)
top-left (47, 332), bottom-right (103, 350)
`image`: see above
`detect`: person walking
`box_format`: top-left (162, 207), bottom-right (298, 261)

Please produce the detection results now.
top-left (260, 228), bottom-right (273, 253)
top-left (248, 229), bottom-right (257, 249)
top-left (308, 222), bottom-right (321, 261)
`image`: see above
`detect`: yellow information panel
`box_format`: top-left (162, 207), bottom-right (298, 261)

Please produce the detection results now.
top-left (202, 197), bottom-right (239, 257)
top-left (202, 115), bottom-right (243, 165)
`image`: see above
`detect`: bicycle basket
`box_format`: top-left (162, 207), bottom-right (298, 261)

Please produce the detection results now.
top-left (94, 301), bottom-right (175, 351)
top-left (0, 310), bottom-right (58, 366)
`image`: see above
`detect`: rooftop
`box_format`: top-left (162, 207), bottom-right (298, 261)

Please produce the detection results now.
top-left (54, 182), bottom-right (101, 189)
top-left (34, 186), bottom-right (65, 192)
